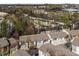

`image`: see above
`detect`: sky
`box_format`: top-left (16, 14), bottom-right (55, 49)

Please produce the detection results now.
top-left (0, 0), bottom-right (79, 4)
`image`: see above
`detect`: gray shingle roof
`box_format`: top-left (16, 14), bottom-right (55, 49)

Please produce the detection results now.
top-left (72, 37), bottom-right (79, 46)
top-left (66, 30), bottom-right (79, 36)
top-left (20, 35), bottom-right (29, 43)
top-left (50, 31), bottom-right (67, 38)
top-left (27, 33), bottom-right (49, 42)
top-left (12, 50), bottom-right (30, 56)
top-left (39, 43), bottom-right (78, 56)
top-left (20, 33), bottom-right (49, 42)
top-left (0, 38), bottom-right (9, 48)
top-left (8, 38), bottom-right (17, 48)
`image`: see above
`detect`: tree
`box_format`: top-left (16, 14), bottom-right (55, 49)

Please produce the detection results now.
top-left (0, 20), bottom-right (8, 37)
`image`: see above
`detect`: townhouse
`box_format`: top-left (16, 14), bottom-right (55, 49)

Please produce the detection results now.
top-left (46, 31), bottom-right (67, 45)
top-left (20, 32), bottom-right (49, 49)
top-left (8, 38), bottom-right (18, 55)
top-left (39, 43), bottom-right (78, 56)
top-left (0, 37), bottom-right (9, 56)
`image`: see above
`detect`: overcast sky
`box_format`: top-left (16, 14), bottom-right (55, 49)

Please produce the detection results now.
top-left (0, 0), bottom-right (79, 4)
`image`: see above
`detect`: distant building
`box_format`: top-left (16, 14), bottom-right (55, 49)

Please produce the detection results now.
top-left (0, 12), bottom-right (8, 17)
top-left (33, 9), bottom-right (48, 14)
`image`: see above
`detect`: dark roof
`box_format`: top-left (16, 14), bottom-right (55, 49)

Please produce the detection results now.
top-left (0, 38), bottom-right (9, 48)
top-left (39, 43), bottom-right (78, 56)
top-left (12, 50), bottom-right (30, 56)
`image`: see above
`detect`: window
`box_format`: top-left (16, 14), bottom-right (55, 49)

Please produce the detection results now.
top-left (72, 45), bottom-right (76, 52)
top-left (3, 47), bottom-right (9, 55)
top-left (4, 47), bottom-right (7, 52)
top-left (34, 41), bottom-right (36, 45)
top-left (37, 41), bottom-right (41, 44)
